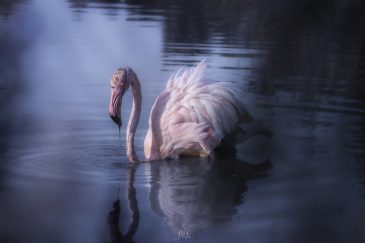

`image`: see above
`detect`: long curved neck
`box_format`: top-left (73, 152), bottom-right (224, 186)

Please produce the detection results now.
top-left (126, 68), bottom-right (142, 163)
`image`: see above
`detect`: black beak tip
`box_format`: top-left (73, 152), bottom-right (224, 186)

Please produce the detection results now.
top-left (110, 115), bottom-right (122, 128)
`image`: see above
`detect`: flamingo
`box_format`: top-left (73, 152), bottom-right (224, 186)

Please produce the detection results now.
top-left (109, 61), bottom-right (254, 163)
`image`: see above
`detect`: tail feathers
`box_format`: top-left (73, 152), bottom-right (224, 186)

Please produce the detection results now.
top-left (166, 61), bottom-right (207, 91)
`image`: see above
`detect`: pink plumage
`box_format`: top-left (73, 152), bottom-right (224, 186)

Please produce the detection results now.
top-left (109, 61), bottom-right (253, 162)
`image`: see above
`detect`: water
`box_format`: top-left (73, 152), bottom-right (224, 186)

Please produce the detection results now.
top-left (1, 0), bottom-right (364, 242)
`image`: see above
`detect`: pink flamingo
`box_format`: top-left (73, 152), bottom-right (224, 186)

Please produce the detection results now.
top-left (109, 61), bottom-right (253, 163)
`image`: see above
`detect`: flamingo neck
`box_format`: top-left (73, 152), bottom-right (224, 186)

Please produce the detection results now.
top-left (126, 68), bottom-right (142, 163)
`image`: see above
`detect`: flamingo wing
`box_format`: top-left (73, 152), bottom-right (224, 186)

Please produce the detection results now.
top-left (144, 61), bottom-right (252, 160)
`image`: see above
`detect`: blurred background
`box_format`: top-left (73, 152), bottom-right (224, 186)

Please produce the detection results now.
top-left (0, 0), bottom-right (364, 243)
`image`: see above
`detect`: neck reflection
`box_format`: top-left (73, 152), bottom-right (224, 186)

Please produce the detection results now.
top-left (107, 165), bottom-right (139, 243)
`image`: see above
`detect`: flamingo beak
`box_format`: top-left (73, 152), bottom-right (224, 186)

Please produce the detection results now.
top-left (110, 113), bottom-right (121, 128)
top-left (109, 87), bottom-right (122, 128)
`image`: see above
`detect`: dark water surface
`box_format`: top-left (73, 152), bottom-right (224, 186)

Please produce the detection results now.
top-left (1, 0), bottom-right (365, 242)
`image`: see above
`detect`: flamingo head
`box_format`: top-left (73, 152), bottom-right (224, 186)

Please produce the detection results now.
top-left (109, 67), bottom-right (131, 128)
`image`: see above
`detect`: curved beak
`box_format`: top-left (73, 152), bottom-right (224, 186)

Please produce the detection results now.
top-left (109, 87), bottom-right (122, 128)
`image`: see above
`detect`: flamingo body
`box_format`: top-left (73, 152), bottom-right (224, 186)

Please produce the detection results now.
top-left (144, 62), bottom-right (252, 160)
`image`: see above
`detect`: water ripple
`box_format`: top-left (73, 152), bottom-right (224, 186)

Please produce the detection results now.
top-left (5, 137), bottom-right (135, 183)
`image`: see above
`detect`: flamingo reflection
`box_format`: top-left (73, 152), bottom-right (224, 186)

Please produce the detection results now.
top-left (146, 157), bottom-right (272, 237)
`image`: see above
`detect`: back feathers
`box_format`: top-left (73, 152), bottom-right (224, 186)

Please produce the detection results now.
top-left (164, 61), bottom-right (252, 139)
